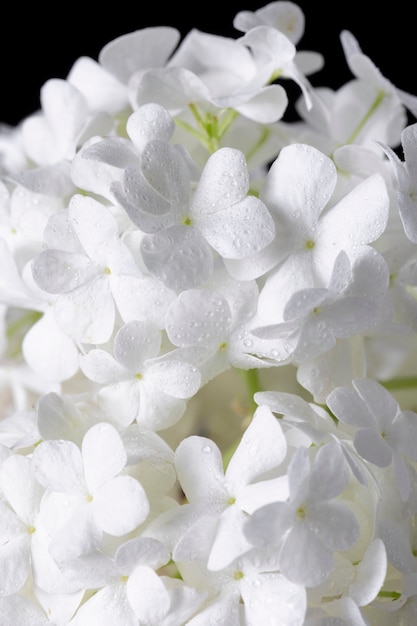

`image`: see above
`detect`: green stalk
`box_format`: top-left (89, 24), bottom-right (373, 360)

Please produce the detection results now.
top-left (377, 590), bottom-right (402, 600)
top-left (345, 90), bottom-right (386, 145)
top-left (380, 377), bottom-right (417, 391)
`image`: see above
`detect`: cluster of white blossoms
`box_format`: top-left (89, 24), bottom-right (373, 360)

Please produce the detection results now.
top-left (2, 2), bottom-right (417, 624)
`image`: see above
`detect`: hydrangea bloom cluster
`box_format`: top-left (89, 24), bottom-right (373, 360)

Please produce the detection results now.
top-left (2, 2), bottom-right (417, 624)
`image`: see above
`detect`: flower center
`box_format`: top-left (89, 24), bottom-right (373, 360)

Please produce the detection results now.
top-left (296, 505), bottom-right (307, 519)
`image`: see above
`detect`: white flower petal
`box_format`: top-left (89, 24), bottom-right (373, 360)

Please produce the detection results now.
top-left (126, 566), bottom-right (170, 622)
top-left (160, 579), bottom-right (207, 626)
top-left (69, 583), bottom-right (136, 626)
top-left (0, 595), bottom-right (50, 625)
top-left (207, 506), bottom-right (253, 570)
top-left (378, 518), bottom-right (415, 574)
top-left (0, 500), bottom-right (25, 541)
top-left (99, 27), bottom-right (180, 84)
top-left (69, 195), bottom-right (119, 265)
top-left (22, 309), bottom-right (79, 382)
top-left (126, 104), bottom-right (175, 152)
top-left (241, 573), bottom-right (306, 626)
top-left (32, 528), bottom-right (84, 594)
top-left (116, 537), bottom-right (169, 573)
top-left (80, 348), bottom-right (127, 385)
top-left (114, 320), bottom-right (161, 371)
top-left (32, 440), bottom-right (85, 493)
top-left (244, 501), bottom-right (293, 548)
top-left (308, 442), bottom-right (348, 502)
top-left (318, 173), bottom-right (389, 250)
top-left (50, 508), bottom-right (102, 562)
top-left (261, 143), bottom-right (337, 231)
top-left (112, 274), bottom-right (176, 329)
top-left (32, 250), bottom-right (100, 294)
top-left (0, 534), bottom-right (31, 595)
top-left (82, 423), bottom-right (126, 492)
top-left (68, 55), bottom-right (128, 113)
top-left (165, 288), bottom-right (231, 347)
top-left (279, 524), bottom-right (333, 587)
top-left (175, 436), bottom-right (225, 503)
top-left (349, 538), bottom-right (387, 606)
top-left (11, 161), bottom-right (75, 197)
top-left (145, 359), bottom-right (201, 398)
top-left (309, 501), bottom-right (359, 550)
top-left (326, 386), bottom-right (375, 428)
top-left (136, 388), bottom-right (187, 430)
top-left (140, 140), bottom-right (190, 207)
top-left (0, 455), bottom-right (43, 523)
top-left (93, 475), bottom-right (149, 535)
top-left (231, 84), bottom-right (288, 123)
top-left (192, 148), bottom-right (248, 215)
top-left (226, 405), bottom-right (287, 487)
top-left (112, 177), bottom-right (171, 229)
top-left (257, 252), bottom-right (316, 323)
top-left (186, 593), bottom-right (240, 626)
top-left (71, 140), bottom-right (125, 201)
top-left (98, 380), bottom-right (142, 427)
top-left (283, 287), bottom-right (328, 320)
top-left (140, 226), bottom-right (214, 290)
top-left (173, 514), bottom-right (219, 563)
top-left (134, 67), bottom-right (212, 115)
top-left (54, 277), bottom-right (115, 344)
top-left (352, 378), bottom-right (398, 427)
top-left (199, 196), bottom-right (275, 259)
top-left (354, 428), bottom-right (392, 467)
top-left (36, 392), bottom-right (83, 442)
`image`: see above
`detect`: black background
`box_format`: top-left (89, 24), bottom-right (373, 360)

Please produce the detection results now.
top-left (1, 1), bottom-right (415, 127)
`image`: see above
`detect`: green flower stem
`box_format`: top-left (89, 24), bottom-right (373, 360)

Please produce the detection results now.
top-left (345, 90), bottom-right (386, 145)
top-left (6, 310), bottom-right (43, 358)
top-left (176, 105), bottom-right (240, 154)
top-left (238, 367), bottom-right (263, 414)
top-left (6, 310), bottom-right (42, 339)
top-left (381, 377), bottom-right (417, 391)
top-left (377, 590), bottom-right (402, 600)
top-left (246, 127), bottom-right (271, 166)
top-left (334, 90), bottom-right (386, 176)
top-left (216, 109), bottom-right (239, 139)
top-left (174, 118), bottom-right (210, 146)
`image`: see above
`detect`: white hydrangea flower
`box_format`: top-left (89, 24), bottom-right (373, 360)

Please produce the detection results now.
top-left (380, 122), bottom-right (417, 243)
top-left (0, 453), bottom-right (80, 596)
top-left (79, 320), bottom-right (201, 430)
top-left (32, 422), bottom-right (150, 562)
top-left (327, 378), bottom-right (417, 502)
top-left (31, 194), bottom-right (175, 343)
top-left (226, 142), bottom-right (389, 292)
top-left (112, 142), bottom-right (275, 290)
top-left (133, 33), bottom-right (289, 126)
top-left (249, 247), bottom-right (389, 365)
top-left (244, 442), bottom-right (360, 587)
top-left (340, 29), bottom-right (417, 118)
top-left (182, 549), bottom-right (306, 626)
top-left (2, 4), bottom-right (417, 623)
top-left (21, 79), bottom-right (114, 168)
top-left (145, 405), bottom-right (288, 571)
